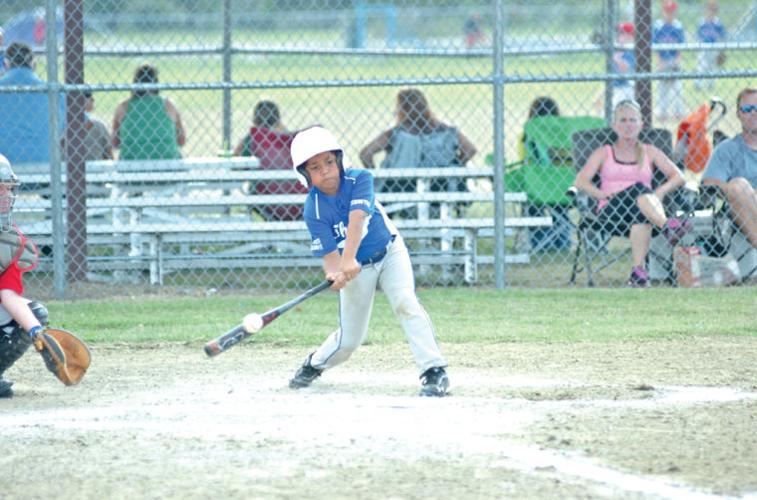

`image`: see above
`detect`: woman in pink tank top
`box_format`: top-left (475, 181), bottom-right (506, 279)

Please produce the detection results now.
top-left (574, 100), bottom-right (689, 287)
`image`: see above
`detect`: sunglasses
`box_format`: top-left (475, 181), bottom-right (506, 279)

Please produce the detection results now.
top-left (739, 104), bottom-right (757, 114)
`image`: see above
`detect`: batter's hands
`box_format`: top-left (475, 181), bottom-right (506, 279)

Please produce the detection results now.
top-left (340, 257), bottom-right (361, 282)
top-left (326, 271), bottom-right (349, 290)
top-left (326, 257), bottom-right (361, 290)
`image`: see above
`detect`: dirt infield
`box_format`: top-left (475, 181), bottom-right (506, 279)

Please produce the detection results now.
top-left (1, 337), bottom-right (756, 499)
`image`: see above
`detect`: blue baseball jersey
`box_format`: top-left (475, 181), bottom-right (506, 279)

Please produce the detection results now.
top-left (653, 19), bottom-right (685, 60)
top-left (612, 50), bottom-right (635, 88)
top-left (304, 168), bottom-right (395, 262)
top-left (697, 19), bottom-right (726, 43)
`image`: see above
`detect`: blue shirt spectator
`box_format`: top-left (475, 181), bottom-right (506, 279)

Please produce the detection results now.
top-left (613, 51), bottom-right (635, 89)
top-left (695, 1), bottom-right (727, 90)
top-left (653, 19), bottom-right (685, 61)
top-left (0, 42), bottom-right (65, 165)
top-left (697, 18), bottom-right (725, 44)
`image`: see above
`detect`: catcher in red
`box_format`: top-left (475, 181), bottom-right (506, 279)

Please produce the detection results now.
top-left (0, 154), bottom-right (90, 398)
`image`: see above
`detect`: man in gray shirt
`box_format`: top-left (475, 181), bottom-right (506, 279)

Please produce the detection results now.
top-left (702, 87), bottom-right (757, 249)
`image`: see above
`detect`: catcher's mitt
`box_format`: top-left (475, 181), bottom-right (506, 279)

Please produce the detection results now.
top-left (33, 327), bottom-right (91, 386)
top-left (716, 51), bottom-right (727, 68)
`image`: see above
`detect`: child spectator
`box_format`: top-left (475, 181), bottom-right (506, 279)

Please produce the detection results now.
top-left (653, 1), bottom-right (686, 122)
top-left (612, 23), bottom-right (636, 108)
top-left (695, 0), bottom-right (727, 90)
top-left (463, 14), bottom-right (485, 49)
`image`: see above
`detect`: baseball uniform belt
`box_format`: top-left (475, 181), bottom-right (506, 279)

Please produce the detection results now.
top-left (360, 234), bottom-right (396, 266)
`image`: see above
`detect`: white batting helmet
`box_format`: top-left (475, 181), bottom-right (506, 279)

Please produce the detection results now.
top-left (0, 153), bottom-right (20, 232)
top-left (290, 126), bottom-right (344, 187)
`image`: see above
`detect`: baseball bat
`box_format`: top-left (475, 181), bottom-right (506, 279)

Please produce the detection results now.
top-left (204, 279), bottom-right (332, 357)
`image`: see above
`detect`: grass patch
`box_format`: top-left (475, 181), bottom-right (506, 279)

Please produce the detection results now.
top-left (49, 286), bottom-right (756, 346)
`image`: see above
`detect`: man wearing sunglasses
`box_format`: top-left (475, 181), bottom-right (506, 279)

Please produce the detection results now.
top-left (702, 87), bottom-right (757, 250)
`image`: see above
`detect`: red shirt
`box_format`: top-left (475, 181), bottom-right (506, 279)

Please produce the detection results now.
top-left (0, 261), bottom-right (24, 295)
top-left (0, 228), bottom-right (39, 296)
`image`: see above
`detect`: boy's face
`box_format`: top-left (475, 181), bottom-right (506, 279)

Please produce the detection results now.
top-left (706, 1), bottom-right (718, 18)
top-left (304, 151), bottom-right (340, 195)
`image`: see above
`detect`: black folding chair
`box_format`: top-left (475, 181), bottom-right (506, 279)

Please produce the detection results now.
top-left (568, 128), bottom-right (696, 286)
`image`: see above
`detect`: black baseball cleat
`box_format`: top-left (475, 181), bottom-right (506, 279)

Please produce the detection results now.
top-left (0, 378), bottom-right (13, 399)
top-left (419, 367), bottom-right (449, 397)
top-left (289, 354), bottom-right (322, 389)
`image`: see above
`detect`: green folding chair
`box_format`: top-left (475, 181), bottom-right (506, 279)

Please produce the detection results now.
top-left (519, 115), bottom-right (607, 206)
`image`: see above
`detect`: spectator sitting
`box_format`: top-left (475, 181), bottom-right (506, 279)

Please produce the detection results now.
top-left (519, 96), bottom-right (572, 252)
top-left (232, 100), bottom-right (305, 221)
top-left (0, 41), bottom-right (66, 165)
top-left (82, 91), bottom-right (112, 160)
top-left (62, 90), bottom-right (112, 161)
top-left (573, 99), bottom-right (690, 288)
top-left (359, 88), bottom-right (476, 216)
top-left (701, 87), bottom-right (757, 250)
top-left (112, 64), bottom-right (186, 160)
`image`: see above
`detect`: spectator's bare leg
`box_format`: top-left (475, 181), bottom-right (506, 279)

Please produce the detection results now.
top-left (629, 223), bottom-right (652, 267)
top-left (636, 193), bottom-right (667, 229)
top-left (724, 177), bottom-right (757, 248)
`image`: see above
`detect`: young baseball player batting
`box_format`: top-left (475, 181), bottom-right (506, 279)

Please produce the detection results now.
top-left (287, 126), bottom-right (449, 397)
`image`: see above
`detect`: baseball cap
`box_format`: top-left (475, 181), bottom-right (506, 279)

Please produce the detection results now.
top-left (618, 22), bottom-right (635, 36)
top-left (663, 1), bottom-right (678, 13)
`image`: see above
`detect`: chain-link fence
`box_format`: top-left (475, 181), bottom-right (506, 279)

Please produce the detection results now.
top-left (1, 0), bottom-right (755, 299)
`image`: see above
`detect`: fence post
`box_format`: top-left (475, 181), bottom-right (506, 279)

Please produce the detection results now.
top-left (603, 0), bottom-right (618, 122)
top-left (47, 0), bottom-right (66, 299)
top-left (64, 0), bottom-right (87, 282)
top-left (635, 0), bottom-right (653, 127)
top-left (492, 0), bottom-right (506, 289)
top-left (222, 0), bottom-right (232, 150)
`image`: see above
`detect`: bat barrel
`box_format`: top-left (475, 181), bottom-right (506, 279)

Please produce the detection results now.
top-left (203, 280), bottom-right (331, 358)
top-left (204, 341), bottom-right (222, 357)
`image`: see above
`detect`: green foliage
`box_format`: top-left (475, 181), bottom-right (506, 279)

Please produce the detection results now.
top-left (48, 287), bottom-right (757, 346)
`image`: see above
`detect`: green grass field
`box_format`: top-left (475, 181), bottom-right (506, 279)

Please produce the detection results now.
top-left (49, 287), bottom-right (756, 345)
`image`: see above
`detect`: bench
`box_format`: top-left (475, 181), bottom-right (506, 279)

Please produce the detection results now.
top-left (23, 216), bottom-right (548, 285)
top-left (15, 161), bottom-right (553, 285)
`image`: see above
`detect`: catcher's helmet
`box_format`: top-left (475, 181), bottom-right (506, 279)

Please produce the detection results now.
top-left (290, 126), bottom-right (345, 187)
top-left (0, 154), bottom-right (20, 232)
